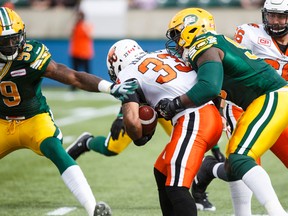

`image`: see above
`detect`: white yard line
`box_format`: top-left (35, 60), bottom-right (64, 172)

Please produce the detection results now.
top-left (44, 90), bottom-right (118, 102)
top-left (46, 207), bottom-right (77, 215)
top-left (55, 105), bottom-right (120, 127)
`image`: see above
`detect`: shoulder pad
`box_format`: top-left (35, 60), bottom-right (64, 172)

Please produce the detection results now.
top-left (17, 40), bottom-right (51, 70)
top-left (188, 35), bottom-right (216, 61)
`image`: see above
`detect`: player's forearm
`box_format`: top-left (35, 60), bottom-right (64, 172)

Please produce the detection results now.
top-left (122, 103), bottom-right (142, 140)
top-left (185, 61), bottom-right (223, 107)
top-left (55, 63), bottom-right (112, 92)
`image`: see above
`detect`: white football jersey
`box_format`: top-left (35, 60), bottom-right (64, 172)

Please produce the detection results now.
top-left (234, 23), bottom-right (288, 80)
top-left (117, 49), bottom-right (207, 110)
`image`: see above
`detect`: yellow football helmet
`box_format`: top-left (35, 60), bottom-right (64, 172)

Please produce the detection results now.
top-left (0, 7), bottom-right (26, 61)
top-left (166, 8), bottom-right (215, 51)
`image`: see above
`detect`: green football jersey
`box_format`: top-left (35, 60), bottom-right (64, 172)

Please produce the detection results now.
top-left (187, 32), bottom-right (287, 110)
top-left (0, 40), bottom-right (52, 119)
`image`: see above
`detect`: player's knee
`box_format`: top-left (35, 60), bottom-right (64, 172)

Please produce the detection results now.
top-left (226, 154), bottom-right (257, 180)
top-left (154, 168), bottom-right (166, 189)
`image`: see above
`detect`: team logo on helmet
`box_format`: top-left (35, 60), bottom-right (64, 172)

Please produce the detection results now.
top-left (183, 15), bottom-right (198, 27)
top-left (107, 46), bottom-right (117, 69)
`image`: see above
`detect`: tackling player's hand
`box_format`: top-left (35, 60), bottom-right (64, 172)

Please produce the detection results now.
top-left (110, 117), bottom-right (125, 140)
top-left (133, 129), bottom-right (155, 146)
top-left (155, 96), bottom-right (185, 120)
top-left (110, 80), bottom-right (138, 101)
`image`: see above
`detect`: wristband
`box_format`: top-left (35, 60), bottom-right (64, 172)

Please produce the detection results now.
top-left (98, 80), bottom-right (113, 93)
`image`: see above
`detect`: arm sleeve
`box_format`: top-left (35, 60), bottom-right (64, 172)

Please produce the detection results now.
top-left (186, 61), bottom-right (223, 106)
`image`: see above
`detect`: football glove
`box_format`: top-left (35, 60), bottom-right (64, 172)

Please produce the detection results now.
top-left (110, 117), bottom-right (125, 140)
top-left (155, 96), bottom-right (185, 120)
top-left (134, 129), bottom-right (155, 146)
top-left (110, 80), bottom-right (138, 101)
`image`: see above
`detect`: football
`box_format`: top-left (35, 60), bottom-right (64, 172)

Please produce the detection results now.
top-left (139, 105), bottom-right (158, 136)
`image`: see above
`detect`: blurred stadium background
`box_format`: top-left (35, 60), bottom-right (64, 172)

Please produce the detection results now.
top-left (2, 0), bottom-right (263, 83)
top-left (3, 1), bottom-right (288, 216)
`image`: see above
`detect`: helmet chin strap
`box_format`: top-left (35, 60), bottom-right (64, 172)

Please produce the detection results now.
top-left (0, 50), bottom-right (18, 61)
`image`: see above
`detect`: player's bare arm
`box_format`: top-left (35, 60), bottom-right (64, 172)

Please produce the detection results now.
top-left (44, 59), bottom-right (139, 99)
top-left (122, 101), bottom-right (142, 141)
top-left (43, 59), bottom-right (103, 92)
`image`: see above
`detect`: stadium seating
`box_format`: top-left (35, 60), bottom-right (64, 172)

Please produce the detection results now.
top-left (0, 0), bottom-right (30, 7)
top-left (157, 0), bottom-right (241, 8)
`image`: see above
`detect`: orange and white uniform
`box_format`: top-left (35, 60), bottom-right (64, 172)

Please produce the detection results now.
top-left (118, 49), bottom-right (223, 188)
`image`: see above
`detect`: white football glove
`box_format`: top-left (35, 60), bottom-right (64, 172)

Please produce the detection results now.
top-left (110, 80), bottom-right (138, 101)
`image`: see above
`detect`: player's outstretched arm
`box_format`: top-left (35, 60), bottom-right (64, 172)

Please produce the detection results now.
top-left (43, 60), bottom-right (138, 98)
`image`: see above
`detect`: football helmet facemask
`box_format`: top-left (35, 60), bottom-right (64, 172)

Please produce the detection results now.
top-left (262, 0), bottom-right (288, 37)
top-left (165, 8), bottom-right (215, 57)
top-left (106, 39), bottom-right (146, 82)
top-left (0, 7), bottom-right (26, 61)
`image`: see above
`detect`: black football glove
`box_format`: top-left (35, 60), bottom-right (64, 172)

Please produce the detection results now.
top-left (155, 96), bottom-right (185, 120)
top-left (134, 129), bottom-right (155, 146)
top-left (110, 117), bottom-right (125, 140)
top-left (211, 147), bottom-right (225, 162)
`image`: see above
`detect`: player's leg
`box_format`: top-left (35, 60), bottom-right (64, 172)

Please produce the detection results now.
top-left (67, 131), bottom-right (132, 160)
top-left (66, 132), bottom-right (94, 160)
top-left (192, 102), bottom-right (253, 212)
top-left (211, 144), bottom-right (225, 162)
top-left (226, 92), bottom-right (288, 216)
top-left (192, 156), bottom-right (226, 211)
top-left (0, 118), bottom-right (23, 159)
top-left (23, 113), bottom-right (111, 216)
top-left (155, 105), bottom-right (222, 215)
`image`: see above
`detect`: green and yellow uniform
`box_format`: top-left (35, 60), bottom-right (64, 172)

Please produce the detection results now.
top-left (186, 32), bottom-right (288, 179)
top-left (0, 40), bottom-right (62, 158)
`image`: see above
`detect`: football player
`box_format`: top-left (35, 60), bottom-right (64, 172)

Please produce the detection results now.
top-left (157, 7), bottom-right (288, 216)
top-left (0, 7), bottom-right (138, 216)
top-left (101, 39), bottom-right (223, 216)
top-left (66, 39), bottom-right (225, 211)
top-left (66, 40), bottom-right (224, 158)
top-left (192, 0), bottom-right (288, 214)
top-left (66, 40), bottom-right (174, 159)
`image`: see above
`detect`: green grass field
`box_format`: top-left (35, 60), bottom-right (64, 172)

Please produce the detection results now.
top-left (1, 87), bottom-right (288, 216)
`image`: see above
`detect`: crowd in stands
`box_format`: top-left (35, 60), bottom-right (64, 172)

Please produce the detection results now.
top-left (0, 0), bottom-right (79, 9)
top-left (129, 0), bottom-right (265, 9)
top-left (1, 0), bottom-right (265, 10)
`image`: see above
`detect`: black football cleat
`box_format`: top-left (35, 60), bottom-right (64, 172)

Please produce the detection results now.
top-left (66, 132), bottom-right (93, 160)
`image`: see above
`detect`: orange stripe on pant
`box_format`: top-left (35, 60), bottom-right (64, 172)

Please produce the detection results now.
top-left (154, 104), bottom-right (222, 188)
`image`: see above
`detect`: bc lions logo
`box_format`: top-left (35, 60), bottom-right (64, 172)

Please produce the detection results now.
top-left (107, 46), bottom-right (118, 69)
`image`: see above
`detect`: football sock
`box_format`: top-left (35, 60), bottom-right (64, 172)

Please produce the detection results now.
top-left (61, 165), bottom-right (96, 216)
top-left (213, 162), bottom-right (228, 181)
top-left (88, 136), bottom-right (117, 156)
top-left (193, 156), bottom-right (220, 193)
top-left (166, 186), bottom-right (197, 216)
top-left (229, 180), bottom-right (252, 216)
top-left (242, 165), bottom-right (287, 216)
top-left (154, 168), bottom-right (173, 215)
top-left (40, 137), bottom-right (76, 174)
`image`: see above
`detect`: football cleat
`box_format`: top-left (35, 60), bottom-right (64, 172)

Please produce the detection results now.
top-left (193, 191), bottom-right (216, 211)
top-left (66, 132), bottom-right (93, 160)
top-left (94, 201), bottom-right (112, 216)
top-left (192, 155), bottom-right (219, 211)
